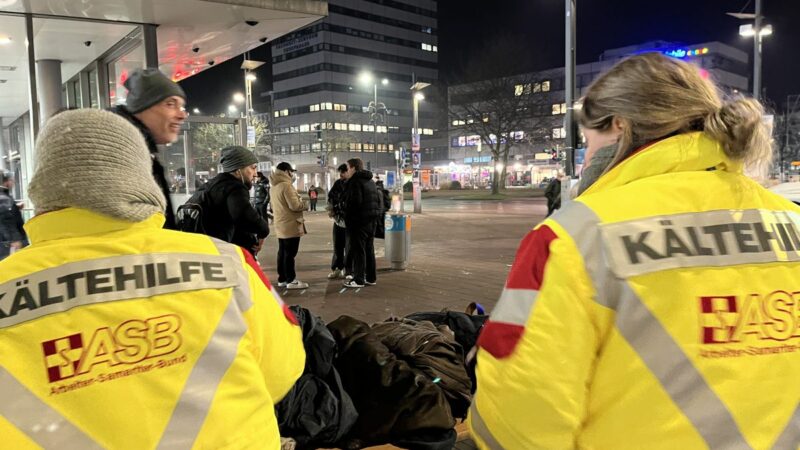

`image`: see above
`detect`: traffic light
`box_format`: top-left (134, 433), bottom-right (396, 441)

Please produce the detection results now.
top-left (550, 148), bottom-right (559, 161)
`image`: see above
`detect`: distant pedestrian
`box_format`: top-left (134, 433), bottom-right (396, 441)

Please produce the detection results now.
top-left (253, 171), bottom-right (271, 221)
top-left (544, 175), bottom-right (561, 216)
top-left (110, 68), bottom-right (187, 229)
top-left (342, 158), bottom-right (382, 288)
top-left (327, 164), bottom-right (349, 279)
top-left (309, 185), bottom-right (318, 211)
top-left (270, 162), bottom-right (309, 290)
top-left (0, 171), bottom-right (26, 260)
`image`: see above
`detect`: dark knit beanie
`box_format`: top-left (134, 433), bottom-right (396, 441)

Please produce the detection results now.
top-left (123, 69), bottom-right (186, 113)
top-left (220, 146), bottom-right (258, 172)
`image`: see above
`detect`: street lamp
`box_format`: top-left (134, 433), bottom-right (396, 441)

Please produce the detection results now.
top-left (228, 104), bottom-right (238, 114)
top-left (727, 0), bottom-right (771, 101)
top-left (359, 71), bottom-right (389, 169)
top-left (192, 107), bottom-right (200, 114)
top-left (411, 80), bottom-right (430, 213)
top-left (232, 92), bottom-right (245, 104)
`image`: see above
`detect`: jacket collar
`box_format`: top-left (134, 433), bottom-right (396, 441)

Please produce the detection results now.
top-left (269, 170), bottom-right (292, 186)
top-left (111, 106), bottom-right (158, 154)
top-left (582, 132), bottom-right (742, 196)
top-left (24, 208), bottom-right (166, 244)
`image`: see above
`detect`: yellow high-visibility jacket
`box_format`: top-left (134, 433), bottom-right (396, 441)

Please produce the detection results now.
top-left (469, 132), bottom-right (800, 449)
top-left (0, 208), bottom-right (305, 449)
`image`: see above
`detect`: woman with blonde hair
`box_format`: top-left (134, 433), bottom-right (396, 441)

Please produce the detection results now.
top-left (470, 53), bottom-right (799, 449)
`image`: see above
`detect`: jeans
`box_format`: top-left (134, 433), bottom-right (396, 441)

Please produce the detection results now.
top-left (277, 237), bottom-right (301, 283)
top-left (310, 199), bottom-right (317, 211)
top-left (345, 221), bottom-right (376, 284)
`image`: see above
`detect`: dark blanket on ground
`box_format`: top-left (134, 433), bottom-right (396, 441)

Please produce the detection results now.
top-left (327, 315), bottom-right (456, 449)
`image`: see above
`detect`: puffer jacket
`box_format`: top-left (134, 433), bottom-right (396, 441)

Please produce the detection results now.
top-left (343, 170), bottom-right (382, 228)
top-left (470, 132), bottom-right (800, 449)
top-left (269, 170), bottom-right (307, 239)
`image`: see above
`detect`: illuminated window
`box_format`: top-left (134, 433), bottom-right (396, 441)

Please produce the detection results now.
top-left (348, 123), bottom-right (361, 132)
top-left (363, 124), bottom-right (375, 132)
top-left (422, 128), bottom-right (434, 135)
top-left (525, 83), bottom-right (533, 95)
top-left (542, 81), bottom-right (551, 92)
top-left (552, 103), bottom-right (567, 115)
top-left (323, 102), bottom-right (333, 110)
top-left (533, 83), bottom-right (541, 93)
top-left (561, 103), bottom-right (568, 114)
top-left (280, 109), bottom-right (289, 117)
top-left (312, 142), bottom-right (321, 150)
top-left (389, 144), bottom-right (394, 151)
top-left (273, 111), bottom-right (279, 118)
top-left (452, 119), bottom-right (465, 126)
top-left (377, 126), bottom-right (388, 133)
top-left (432, 45), bottom-right (438, 52)
top-left (299, 124), bottom-right (310, 132)
top-left (482, 115), bottom-right (489, 123)
top-left (335, 122), bottom-right (346, 130)
top-left (352, 143), bottom-right (362, 150)
top-left (552, 127), bottom-right (565, 139)
top-left (514, 84), bottom-right (524, 96)
top-left (334, 103), bottom-right (346, 111)
top-left (310, 104), bottom-right (320, 112)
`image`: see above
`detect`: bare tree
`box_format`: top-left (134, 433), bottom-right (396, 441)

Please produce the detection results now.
top-left (449, 35), bottom-right (555, 194)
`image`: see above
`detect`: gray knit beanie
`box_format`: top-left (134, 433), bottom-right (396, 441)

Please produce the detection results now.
top-left (220, 146), bottom-right (258, 172)
top-left (28, 109), bottom-right (166, 222)
top-left (123, 68), bottom-right (186, 113)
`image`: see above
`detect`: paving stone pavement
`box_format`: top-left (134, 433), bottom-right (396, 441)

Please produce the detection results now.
top-left (257, 197), bottom-right (547, 323)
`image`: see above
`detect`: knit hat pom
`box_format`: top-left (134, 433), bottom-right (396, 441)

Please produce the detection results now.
top-left (28, 109), bottom-right (166, 222)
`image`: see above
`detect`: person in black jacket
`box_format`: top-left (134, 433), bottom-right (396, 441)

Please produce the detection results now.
top-left (110, 68), bottom-right (187, 229)
top-left (0, 171), bottom-right (26, 260)
top-left (326, 164), bottom-right (349, 279)
top-left (199, 146), bottom-right (269, 255)
top-left (342, 158), bottom-right (382, 288)
top-left (253, 171), bottom-right (271, 222)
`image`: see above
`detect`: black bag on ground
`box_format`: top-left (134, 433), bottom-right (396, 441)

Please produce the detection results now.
top-left (276, 307), bottom-right (357, 449)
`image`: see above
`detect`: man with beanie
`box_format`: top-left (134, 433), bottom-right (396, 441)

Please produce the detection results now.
top-left (0, 109), bottom-right (305, 448)
top-left (111, 68), bottom-right (188, 229)
top-left (0, 109), bottom-right (304, 448)
top-left (269, 162), bottom-right (309, 290)
top-left (192, 145), bottom-right (269, 255)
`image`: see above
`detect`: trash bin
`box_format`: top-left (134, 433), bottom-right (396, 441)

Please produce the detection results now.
top-left (385, 213), bottom-right (411, 270)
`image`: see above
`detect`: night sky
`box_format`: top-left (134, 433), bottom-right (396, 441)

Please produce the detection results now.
top-left (181, 0), bottom-right (800, 114)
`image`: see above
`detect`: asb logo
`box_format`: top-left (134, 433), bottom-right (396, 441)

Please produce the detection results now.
top-left (41, 314), bottom-right (182, 383)
top-left (699, 291), bottom-right (800, 345)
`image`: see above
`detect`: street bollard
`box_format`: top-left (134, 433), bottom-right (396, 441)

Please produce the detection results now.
top-left (385, 213), bottom-right (411, 270)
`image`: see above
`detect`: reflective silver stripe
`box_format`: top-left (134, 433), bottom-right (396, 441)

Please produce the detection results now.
top-left (601, 209), bottom-right (800, 278)
top-left (615, 282), bottom-right (751, 449)
top-left (211, 240), bottom-right (253, 311)
top-left (469, 402), bottom-right (505, 449)
top-left (156, 241), bottom-right (252, 448)
top-left (0, 367), bottom-right (102, 449)
top-left (552, 201), bottom-right (752, 449)
top-left (772, 404), bottom-right (800, 449)
top-left (490, 288), bottom-right (537, 325)
top-left (0, 252), bottom-right (238, 329)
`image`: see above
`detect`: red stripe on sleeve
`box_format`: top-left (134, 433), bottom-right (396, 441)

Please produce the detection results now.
top-left (505, 225), bottom-right (558, 291)
top-left (477, 322), bottom-right (526, 359)
top-left (242, 249), bottom-right (273, 290)
top-left (242, 249), bottom-right (299, 326)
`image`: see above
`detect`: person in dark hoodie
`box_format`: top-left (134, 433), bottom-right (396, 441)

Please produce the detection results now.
top-left (198, 146), bottom-right (269, 256)
top-left (342, 158), bottom-right (382, 288)
top-left (110, 68), bottom-right (187, 229)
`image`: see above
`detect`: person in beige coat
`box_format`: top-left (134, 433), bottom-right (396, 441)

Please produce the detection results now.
top-left (269, 162), bottom-right (309, 289)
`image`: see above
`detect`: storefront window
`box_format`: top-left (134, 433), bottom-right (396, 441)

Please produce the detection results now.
top-left (88, 69), bottom-right (99, 108)
top-left (108, 43), bottom-right (145, 106)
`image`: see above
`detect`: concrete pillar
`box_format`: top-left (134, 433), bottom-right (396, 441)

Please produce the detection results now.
top-left (36, 59), bottom-right (63, 124)
top-left (0, 118), bottom-right (6, 172)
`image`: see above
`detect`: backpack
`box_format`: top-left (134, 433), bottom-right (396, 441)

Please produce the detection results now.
top-left (176, 177), bottom-right (222, 234)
